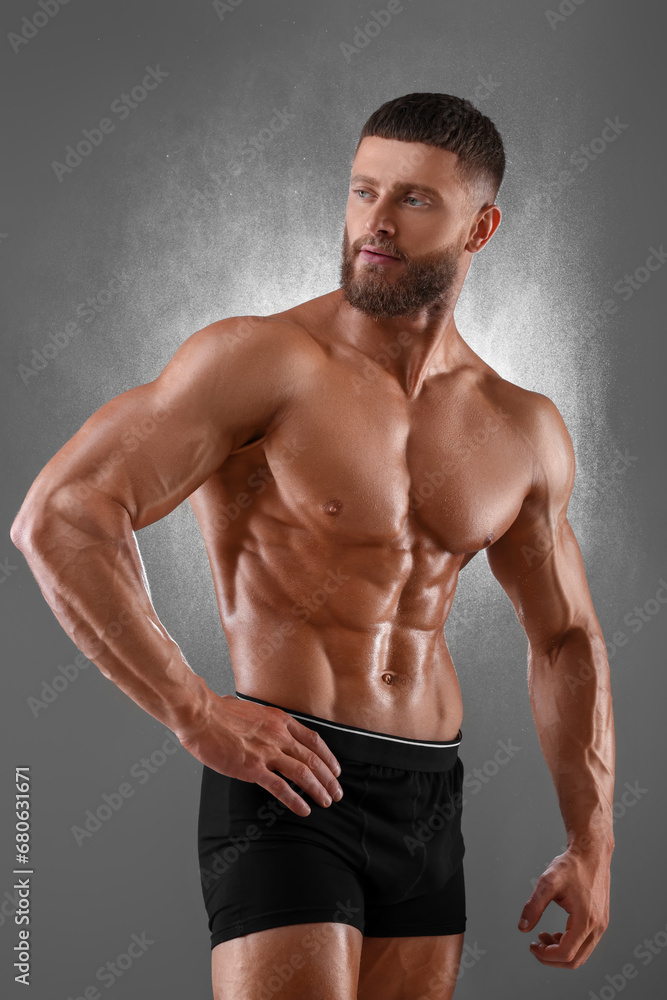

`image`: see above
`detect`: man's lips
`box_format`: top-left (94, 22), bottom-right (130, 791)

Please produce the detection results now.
top-left (358, 245), bottom-right (402, 264)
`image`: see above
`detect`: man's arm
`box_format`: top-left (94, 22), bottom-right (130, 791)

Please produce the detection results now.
top-left (10, 317), bottom-right (285, 732)
top-left (486, 392), bottom-right (615, 970)
top-left (10, 317), bottom-right (344, 816)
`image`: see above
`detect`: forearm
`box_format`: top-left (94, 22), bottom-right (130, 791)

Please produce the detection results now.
top-left (11, 490), bottom-right (212, 740)
top-left (528, 626), bottom-right (615, 857)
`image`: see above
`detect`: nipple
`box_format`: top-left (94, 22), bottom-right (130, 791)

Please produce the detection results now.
top-left (324, 499), bottom-right (343, 516)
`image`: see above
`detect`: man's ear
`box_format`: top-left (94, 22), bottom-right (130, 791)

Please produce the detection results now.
top-left (465, 204), bottom-right (501, 254)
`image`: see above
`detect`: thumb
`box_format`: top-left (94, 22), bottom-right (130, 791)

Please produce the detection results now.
top-left (518, 874), bottom-right (557, 932)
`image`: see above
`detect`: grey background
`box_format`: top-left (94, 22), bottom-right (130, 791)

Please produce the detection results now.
top-left (1, 0), bottom-right (664, 997)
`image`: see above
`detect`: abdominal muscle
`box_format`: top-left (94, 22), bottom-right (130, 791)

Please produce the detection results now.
top-left (201, 533), bottom-right (465, 743)
top-left (230, 621), bottom-right (464, 742)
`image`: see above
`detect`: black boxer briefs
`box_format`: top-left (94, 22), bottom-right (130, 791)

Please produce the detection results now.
top-left (198, 692), bottom-right (466, 948)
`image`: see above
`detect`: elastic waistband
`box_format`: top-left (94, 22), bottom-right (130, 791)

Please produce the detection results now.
top-left (235, 692), bottom-right (461, 772)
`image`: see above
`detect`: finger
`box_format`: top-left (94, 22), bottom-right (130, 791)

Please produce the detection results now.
top-left (273, 749), bottom-right (340, 810)
top-left (530, 927), bottom-right (596, 970)
top-left (532, 931), bottom-right (563, 954)
top-left (531, 924), bottom-right (589, 965)
top-left (518, 875), bottom-right (558, 931)
top-left (256, 768), bottom-right (313, 817)
top-left (529, 910), bottom-right (590, 967)
top-left (286, 717), bottom-right (342, 776)
top-left (285, 719), bottom-right (344, 800)
top-left (537, 931), bottom-right (562, 945)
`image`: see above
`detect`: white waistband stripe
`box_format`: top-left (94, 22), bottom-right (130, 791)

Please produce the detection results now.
top-left (235, 694), bottom-right (461, 749)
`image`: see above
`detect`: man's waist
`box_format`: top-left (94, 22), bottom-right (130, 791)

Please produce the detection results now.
top-left (235, 691), bottom-right (462, 772)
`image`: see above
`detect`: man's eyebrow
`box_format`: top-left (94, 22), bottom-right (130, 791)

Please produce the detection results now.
top-left (349, 174), bottom-right (443, 202)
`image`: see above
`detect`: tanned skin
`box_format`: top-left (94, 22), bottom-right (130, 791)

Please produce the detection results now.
top-left (11, 136), bottom-right (614, 999)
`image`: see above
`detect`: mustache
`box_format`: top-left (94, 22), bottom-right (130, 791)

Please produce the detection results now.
top-left (353, 239), bottom-right (404, 260)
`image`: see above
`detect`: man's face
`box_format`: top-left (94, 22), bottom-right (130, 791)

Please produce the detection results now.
top-left (340, 137), bottom-right (474, 319)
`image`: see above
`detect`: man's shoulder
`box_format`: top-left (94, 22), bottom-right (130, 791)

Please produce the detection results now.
top-left (192, 312), bottom-right (327, 369)
top-left (478, 368), bottom-right (570, 444)
top-left (474, 368), bottom-right (575, 499)
top-left (508, 386), bottom-right (575, 508)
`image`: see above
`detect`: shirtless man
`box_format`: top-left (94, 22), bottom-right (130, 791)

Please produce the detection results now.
top-left (11, 93), bottom-right (614, 999)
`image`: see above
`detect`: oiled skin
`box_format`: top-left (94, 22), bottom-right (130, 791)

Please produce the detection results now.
top-left (10, 137), bottom-right (614, 978)
top-left (190, 295), bottom-right (533, 743)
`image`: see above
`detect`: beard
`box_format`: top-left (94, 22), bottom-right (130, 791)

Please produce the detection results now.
top-left (339, 226), bottom-right (463, 320)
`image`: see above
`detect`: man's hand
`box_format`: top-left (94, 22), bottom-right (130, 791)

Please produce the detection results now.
top-left (518, 845), bottom-right (612, 968)
top-left (177, 692), bottom-right (344, 817)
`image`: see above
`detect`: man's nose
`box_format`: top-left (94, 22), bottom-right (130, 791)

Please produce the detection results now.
top-left (365, 199), bottom-right (396, 238)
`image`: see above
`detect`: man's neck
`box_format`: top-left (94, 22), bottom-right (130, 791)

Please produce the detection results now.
top-left (333, 291), bottom-right (470, 399)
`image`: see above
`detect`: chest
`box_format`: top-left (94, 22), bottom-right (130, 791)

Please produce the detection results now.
top-left (258, 371), bottom-right (531, 555)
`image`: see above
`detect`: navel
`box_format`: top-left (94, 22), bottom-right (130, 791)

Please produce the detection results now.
top-left (381, 672), bottom-right (395, 685)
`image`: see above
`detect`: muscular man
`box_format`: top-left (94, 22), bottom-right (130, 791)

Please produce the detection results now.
top-left (11, 93), bottom-right (614, 999)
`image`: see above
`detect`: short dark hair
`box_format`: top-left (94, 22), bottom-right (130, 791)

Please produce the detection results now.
top-left (356, 92), bottom-right (505, 203)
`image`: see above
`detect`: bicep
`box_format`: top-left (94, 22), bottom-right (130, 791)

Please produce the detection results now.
top-left (19, 318), bottom-right (295, 531)
top-left (485, 396), bottom-right (597, 649)
top-left (486, 506), bottom-right (596, 649)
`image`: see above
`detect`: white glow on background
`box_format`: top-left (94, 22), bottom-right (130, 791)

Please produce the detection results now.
top-left (120, 120), bottom-right (637, 686)
top-left (35, 7), bottom-right (638, 684)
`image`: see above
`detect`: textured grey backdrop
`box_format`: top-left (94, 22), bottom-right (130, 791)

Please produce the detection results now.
top-left (1, 0), bottom-right (665, 997)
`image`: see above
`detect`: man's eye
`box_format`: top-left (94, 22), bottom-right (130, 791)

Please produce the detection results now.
top-left (352, 190), bottom-right (426, 206)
